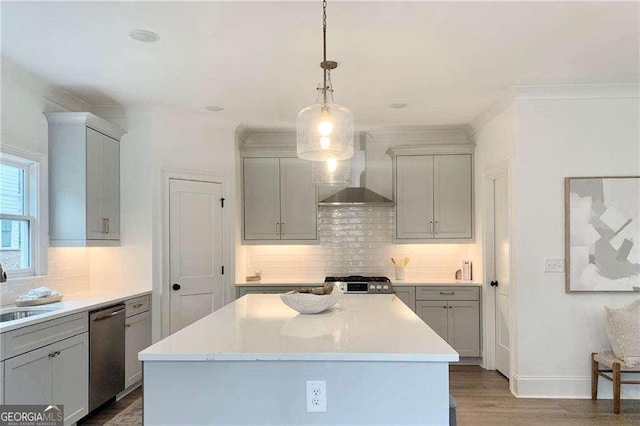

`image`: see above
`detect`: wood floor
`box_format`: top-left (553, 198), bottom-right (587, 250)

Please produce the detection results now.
top-left (77, 387), bottom-right (142, 425)
top-left (450, 365), bottom-right (640, 425)
top-left (78, 367), bottom-right (640, 425)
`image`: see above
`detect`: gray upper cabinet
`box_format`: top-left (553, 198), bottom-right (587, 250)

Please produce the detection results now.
top-left (391, 146), bottom-right (474, 242)
top-left (243, 157), bottom-right (317, 243)
top-left (46, 113), bottom-right (125, 247)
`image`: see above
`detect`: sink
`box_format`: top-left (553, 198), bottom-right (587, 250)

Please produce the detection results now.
top-left (0, 309), bottom-right (55, 322)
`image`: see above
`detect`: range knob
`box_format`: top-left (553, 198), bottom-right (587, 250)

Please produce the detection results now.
top-left (369, 284), bottom-right (375, 291)
top-left (383, 284), bottom-right (389, 291)
top-left (376, 284), bottom-right (383, 290)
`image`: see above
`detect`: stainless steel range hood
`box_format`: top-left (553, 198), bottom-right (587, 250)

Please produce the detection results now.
top-left (318, 136), bottom-right (394, 207)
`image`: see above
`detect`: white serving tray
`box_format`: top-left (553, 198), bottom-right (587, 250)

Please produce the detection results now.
top-left (15, 294), bottom-right (64, 307)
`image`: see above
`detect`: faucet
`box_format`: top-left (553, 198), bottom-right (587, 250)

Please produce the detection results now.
top-left (0, 263), bottom-right (7, 283)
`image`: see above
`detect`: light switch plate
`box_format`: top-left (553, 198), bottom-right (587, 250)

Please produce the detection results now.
top-left (544, 258), bottom-right (564, 273)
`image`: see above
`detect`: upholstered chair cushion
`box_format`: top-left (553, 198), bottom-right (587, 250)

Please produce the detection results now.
top-left (605, 299), bottom-right (640, 366)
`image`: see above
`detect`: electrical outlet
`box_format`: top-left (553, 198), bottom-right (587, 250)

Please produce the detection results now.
top-left (306, 380), bottom-right (327, 412)
top-left (544, 257), bottom-right (564, 273)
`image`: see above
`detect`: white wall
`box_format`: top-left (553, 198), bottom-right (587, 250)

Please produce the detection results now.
top-left (0, 58), bottom-right (97, 304)
top-left (512, 90), bottom-right (640, 398)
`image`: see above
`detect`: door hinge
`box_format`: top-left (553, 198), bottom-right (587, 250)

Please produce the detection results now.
top-left (220, 197), bottom-right (225, 208)
top-left (221, 265), bottom-right (225, 275)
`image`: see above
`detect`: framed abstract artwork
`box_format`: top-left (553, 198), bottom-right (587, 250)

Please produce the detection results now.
top-left (565, 176), bottom-right (640, 293)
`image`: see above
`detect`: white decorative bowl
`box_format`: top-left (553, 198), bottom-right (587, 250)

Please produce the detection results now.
top-left (280, 285), bottom-right (342, 314)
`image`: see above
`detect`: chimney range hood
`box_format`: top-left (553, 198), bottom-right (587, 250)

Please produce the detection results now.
top-left (318, 138), bottom-right (394, 207)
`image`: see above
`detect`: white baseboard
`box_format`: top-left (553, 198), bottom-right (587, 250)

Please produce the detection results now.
top-left (513, 374), bottom-right (640, 399)
top-left (116, 380), bottom-right (142, 401)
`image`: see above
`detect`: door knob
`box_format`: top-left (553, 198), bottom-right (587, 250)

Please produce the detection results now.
top-left (490, 280), bottom-right (499, 287)
top-left (172, 283), bottom-right (181, 291)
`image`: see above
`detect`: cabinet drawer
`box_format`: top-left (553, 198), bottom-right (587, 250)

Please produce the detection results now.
top-left (125, 295), bottom-right (150, 317)
top-left (416, 287), bottom-right (479, 301)
top-left (1, 312), bottom-right (88, 361)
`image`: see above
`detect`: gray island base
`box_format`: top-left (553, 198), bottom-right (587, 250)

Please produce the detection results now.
top-left (140, 294), bottom-right (458, 425)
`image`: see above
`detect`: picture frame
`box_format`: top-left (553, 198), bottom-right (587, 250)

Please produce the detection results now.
top-left (565, 176), bottom-right (640, 293)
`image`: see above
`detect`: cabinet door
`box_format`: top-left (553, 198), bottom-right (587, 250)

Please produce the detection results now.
top-left (102, 135), bottom-right (120, 240)
top-left (243, 158), bottom-right (281, 240)
top-left (416, 301), bottom-right (449, 341)
top-left (51, 333), bottom-right (89, 424)
top-left (396, 156), bottom-right (434, 239)
top-left (433, 155), bottom-right (472, 239)
top-left (0, 360), bottom-right (4, 404)
top-left (86, 127), bottom-right (105, 240)
top-left (447, 301), bottom-right (480, 357)
top-left (393, 286), bottom-right (416, 312)
top-left (4, 344), bottom-right (52, 405)
top-left (125, 311), bottom-right (151, 389)
top-left (279, 158), bottom-right (317, 240)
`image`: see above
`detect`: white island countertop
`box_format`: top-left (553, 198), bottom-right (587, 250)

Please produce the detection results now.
top-left (140, 294), bottom-right (459, 363)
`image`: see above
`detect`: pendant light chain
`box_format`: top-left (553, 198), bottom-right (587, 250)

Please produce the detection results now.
top-left (322, 0), bottom-right (328, 105)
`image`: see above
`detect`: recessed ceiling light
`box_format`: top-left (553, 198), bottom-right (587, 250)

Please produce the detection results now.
top-left (129, 29), bottom-right (159, 43)
top-left (389, 103), bottom-right (408, 109)
top-left (205, 106), bottom-right (224, 112)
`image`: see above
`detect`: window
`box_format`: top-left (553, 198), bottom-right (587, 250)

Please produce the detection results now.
top-left (0, 153), bottom-right (39, 277)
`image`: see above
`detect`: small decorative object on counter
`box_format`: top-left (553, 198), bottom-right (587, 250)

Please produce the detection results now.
top-left (392, 257), bottom-right (409, 280)
top-left (462, 260), bottom-right (472, 280)
top-left (15, 286), bottom-right (64, 306)
top-left (455, 269), bottom-right (462, 280)
top-left (0, 263), bottom-right (6, 282)
top-left (280, 283), bottom-right (342, 314)
top-left (245, 271), bottom-right (262, 282)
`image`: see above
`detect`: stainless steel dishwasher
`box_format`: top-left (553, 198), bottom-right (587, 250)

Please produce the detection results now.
top-left (89, 304), bottom-right (125, 412)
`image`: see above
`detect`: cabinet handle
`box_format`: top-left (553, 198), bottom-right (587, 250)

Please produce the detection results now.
top-left (440, 291), bottom-right (455, 295)
top-left (442, 306), bottom-right (446, 309)
top-left (430, 221), bottom-right (434, 234)
top-left (132, 303), bottom-right (143, 308)
top-left (435, 221), bottom-right (439, 234)
top-left (276, 222), bottom-right (280, 236)
top-left (106, 218), bottom-right (110, 234)
top-left (101, 218), bottom-right (107, 234)
top-left (126, 324), bottom-right (132, 328)
top-left (448, 306), bottom-right (453, 309)
top-left (48, 351), bottom-right (60, 358)
top-left (281, 222), bottom-right (285, 236)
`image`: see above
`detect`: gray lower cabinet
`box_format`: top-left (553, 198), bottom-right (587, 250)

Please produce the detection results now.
top-left (400, 286), bottom-right (481, 357)
top-left (4, 333), bottom-right (89, 424)
top-left (125, 310), bottom-right (151, 389)
top-left (393, 286), bottom-right (416, 311)
top-left (0, 360), bottom-right (3, 404)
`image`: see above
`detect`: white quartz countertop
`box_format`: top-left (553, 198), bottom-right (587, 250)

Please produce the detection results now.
top-left (236, 279), bottom-right (481, 287)
top-left (0, 289), bottom-right (152, 333)
top-left (139, 293), bottom-right (459, 363)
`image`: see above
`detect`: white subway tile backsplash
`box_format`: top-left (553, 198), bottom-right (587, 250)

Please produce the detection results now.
top-left (0, 247), bottom-right (89, 306)
top-left (244, 206), bottom-right (471, 281)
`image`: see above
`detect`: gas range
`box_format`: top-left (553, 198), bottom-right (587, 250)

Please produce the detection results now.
top-left (325, 275), bottom-right (394, 294)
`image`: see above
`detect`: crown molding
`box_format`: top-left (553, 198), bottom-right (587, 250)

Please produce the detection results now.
top-left (44, 112), bottom-right (127, 139)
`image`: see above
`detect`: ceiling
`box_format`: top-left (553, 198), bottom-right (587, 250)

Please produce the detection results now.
top-left (2, 1), bottom-right (638, 128)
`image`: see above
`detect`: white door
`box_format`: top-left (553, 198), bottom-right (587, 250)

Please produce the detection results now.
top-left (169, 179), bottom-right (224, 334)
top-left (279, 158), bottom-right (317, 240)
top-left (396, 156), bottom-right (434, 239)
top-left (243, 158), bottom-right (281, 240)
top-left (433, 154), bottom-right (472, 239)
top-left (494, 174), bottom-right (511, 378)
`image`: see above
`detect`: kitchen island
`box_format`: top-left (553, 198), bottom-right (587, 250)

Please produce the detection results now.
top-left (140, 293), bottom-right (458, 425)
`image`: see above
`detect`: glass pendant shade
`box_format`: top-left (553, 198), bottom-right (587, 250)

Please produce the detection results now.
top-left (314, 158), bottom-right (351, 186)
top-left (297, 85), bottom-right (354, 162)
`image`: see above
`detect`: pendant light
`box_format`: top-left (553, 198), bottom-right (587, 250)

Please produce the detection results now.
top-left (296, 0), bottom-right (354, 163)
